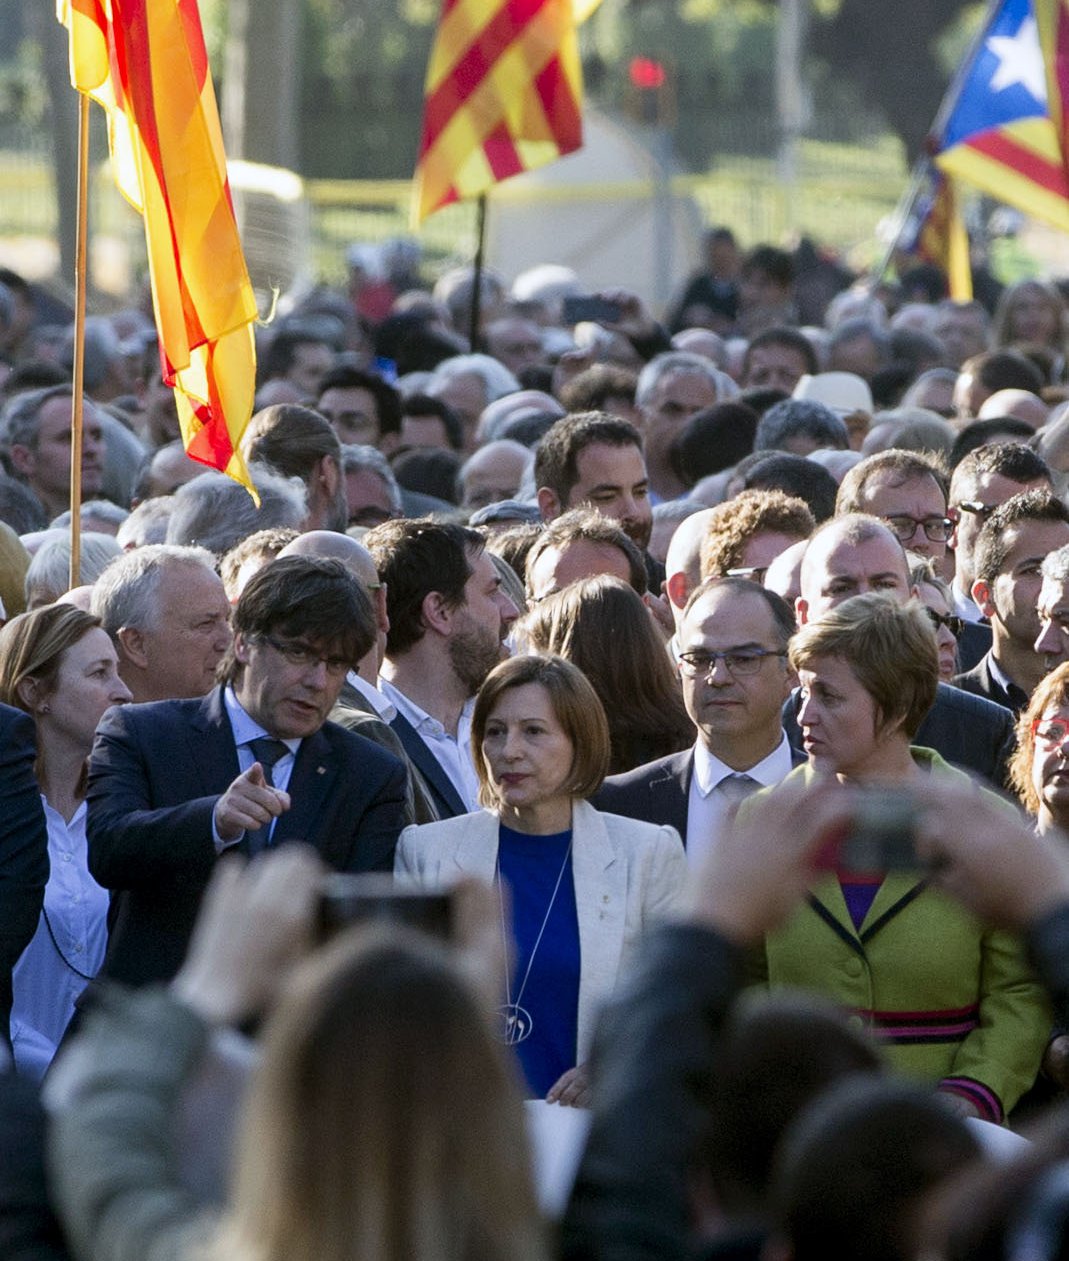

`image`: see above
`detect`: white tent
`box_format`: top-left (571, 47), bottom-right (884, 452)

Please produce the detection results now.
top-left (484, 109), bottom-right (704, 315)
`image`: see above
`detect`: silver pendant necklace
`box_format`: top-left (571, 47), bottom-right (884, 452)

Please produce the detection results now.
top-left (495, 835), bottom-right (573, 1046)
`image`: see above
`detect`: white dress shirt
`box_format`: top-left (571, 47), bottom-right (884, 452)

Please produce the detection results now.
top-left (345, 671), bottom-right (397, 723)
top-left (379, 679), bottom-right (481, 811)
top-left (11, 798), bottom-right (108, 1081)
top-left (685, 732), bottom-right (794, 869)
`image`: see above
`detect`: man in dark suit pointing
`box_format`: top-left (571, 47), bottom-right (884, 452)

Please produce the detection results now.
top-left (87, 555), bottom-right (408, 987)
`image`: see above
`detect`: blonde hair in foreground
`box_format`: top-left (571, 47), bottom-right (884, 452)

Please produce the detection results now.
top-left (209, 926), bottom-right (546, 1261)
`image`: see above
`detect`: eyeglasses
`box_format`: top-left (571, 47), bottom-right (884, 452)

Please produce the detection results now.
top-left (678, 648), bottom-right (787, 679)
top-left (726, 566), bottom-right (770, 583)
top-left (1032, 717), bottom-right (1069, 751)
top-left (925, 608), bottom-right (965, 639)
top-left (884, 515), bottom-right (954, 544)
top-left (258, 635), bottom-right (351, 676)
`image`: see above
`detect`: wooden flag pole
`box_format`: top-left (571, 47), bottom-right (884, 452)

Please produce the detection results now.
top-left (468, 194), bottom-right (488, 351)
top-left (69, 91), bottom-right (91, 590)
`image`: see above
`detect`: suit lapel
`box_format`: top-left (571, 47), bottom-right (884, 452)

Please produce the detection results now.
top-left (806, 869), bottom-right (928, 952)
top-left (858, 871), bottom-right (928, 941)
top-left (571, 800), bottom-right (625, 1056)
top-left (188, 688), bottom-right (240, 793)
top-left (806, 874), bottom-right (861, 950)
top-left (449, 813), bottom-right (498, 884)
top-left (336, 680), bottom-right (376, 718)
top-left (274, 728), bottom-right (339, 856)
top-left (391, 712), bottom-right (467, 818)
top-left (648, 753), bottom-right (691, 841)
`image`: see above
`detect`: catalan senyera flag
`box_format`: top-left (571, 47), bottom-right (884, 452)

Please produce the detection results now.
top-left (57, 0), bottom-right (259, 496)
top-left (933, 0), bottom-right (1069, 234)
top-left (905, 163), bottom-right (973, 300)
top-left (413, 0), bottom-right (602, 224)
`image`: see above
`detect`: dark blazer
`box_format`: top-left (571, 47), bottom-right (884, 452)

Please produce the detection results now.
top-left (0, 705), bottom-right (48, 1049)
top-left (782, 682), bottom-right (1017, 790)
top-left (390, 710), bottom-right (468, 820)
top-left (0, 1072), bottom-right (71, 1261)
top-left (953, 650), bottom-right (1030, 717)
top-left (330, 681), bottom-right (439, 825)
top-left (87, 687), bottom-right (408, 987)
top-left (594, 738), bottom-right (805, 848)
top-left (956, 620), bottom-right (993, 675)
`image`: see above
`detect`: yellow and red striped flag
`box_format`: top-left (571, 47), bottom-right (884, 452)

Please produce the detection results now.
top-left (57, 0), bottom-right (259, 495)
top-left (912, 164), bottom-right (973, 300)
top-left (1035, 0), bottom-right (1069, 170)
top-left (413, 0), bottom-right (602, 224)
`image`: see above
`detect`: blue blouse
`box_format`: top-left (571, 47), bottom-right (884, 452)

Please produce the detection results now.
top-left (497, 823), bottom-right (581, 1098)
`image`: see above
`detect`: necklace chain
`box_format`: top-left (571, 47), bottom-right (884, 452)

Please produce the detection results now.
top-left (495, 835), bottom-right (573, 1044)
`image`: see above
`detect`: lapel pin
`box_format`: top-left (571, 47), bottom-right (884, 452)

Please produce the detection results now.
top-left (317, 765), bottom-right (326, 774)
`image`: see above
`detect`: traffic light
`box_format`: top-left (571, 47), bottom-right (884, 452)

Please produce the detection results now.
top-left (627, 56), bottom-right (673, 125)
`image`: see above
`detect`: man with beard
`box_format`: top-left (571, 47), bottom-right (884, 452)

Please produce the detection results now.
top-left (534, 412), bottom-right (661, 584)
top-left (366, 519), bottom-right (519, 819)
top-left (954, 490), bottom-right (1069, 713)
top-left (535, 413), bottom-right (652, 547)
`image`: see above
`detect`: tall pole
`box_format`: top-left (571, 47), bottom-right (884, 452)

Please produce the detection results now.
top-left (775, 0), bottom-right (810, 234)
top-left (469, 194), bottom-right (488, 350)
top-left (69, 92), bottom-right (90, 590)
top-left (871, 0), bottom-right (998, 291)
top-left (869, 158), bottom-right (930, 291)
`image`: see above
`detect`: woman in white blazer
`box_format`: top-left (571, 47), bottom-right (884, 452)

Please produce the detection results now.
top-left (396, 653), bottom-right (686, 1106)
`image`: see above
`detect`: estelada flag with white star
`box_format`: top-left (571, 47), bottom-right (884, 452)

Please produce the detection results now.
top-left (933, 0), bottom-right (1069, 233)
top-left (412, 0), bottom-right (602, 224)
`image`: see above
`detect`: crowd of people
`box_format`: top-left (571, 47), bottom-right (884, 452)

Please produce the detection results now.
top-left (5, 231), bottom-right (1069, 1258)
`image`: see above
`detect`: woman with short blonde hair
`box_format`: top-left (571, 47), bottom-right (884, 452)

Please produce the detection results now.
top-left (756, 592), bottom-right (1048, 1123)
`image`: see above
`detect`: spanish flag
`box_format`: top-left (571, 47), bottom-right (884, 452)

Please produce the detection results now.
top-left (57, 0), bottom-right (259, 495)
top-left (413, 0), bottom-right (602, 224)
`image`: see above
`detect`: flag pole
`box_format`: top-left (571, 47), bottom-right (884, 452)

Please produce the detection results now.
top-left (868, 157), bottom-right (930, 291)
top-left (69, 90), bottom-right (90, 591)
top-left (468, 193), bottom-right (488, 350)
top-left (870, 0), bottom-right (998, 293)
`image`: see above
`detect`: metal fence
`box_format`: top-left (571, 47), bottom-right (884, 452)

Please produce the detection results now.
top-left (0, 119), bottom-right (908, 300)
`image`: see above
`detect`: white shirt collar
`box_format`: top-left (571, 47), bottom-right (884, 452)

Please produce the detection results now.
top-left (345, 671), bottom-right (397, 723)
top-left (692, 730), bottom-right (793, 797)
top-left (379, 678), bottom-right (474, 739)
top-left (223, 685), bottom-right (301, 756)
top-left (987, 652), bottom-right (1018, 696)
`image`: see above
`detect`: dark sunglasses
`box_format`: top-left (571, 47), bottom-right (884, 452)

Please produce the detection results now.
top-left (926, 608), bottom-right (965, 639)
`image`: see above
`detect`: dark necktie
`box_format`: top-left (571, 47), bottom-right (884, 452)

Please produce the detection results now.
top-left (715, 772), bottom-right (758, 805)
top-left (244, 737), bottom-right (290, 856)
